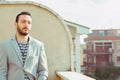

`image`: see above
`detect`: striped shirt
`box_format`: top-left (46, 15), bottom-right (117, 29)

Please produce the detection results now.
top-left (18, 42), bottom-right (30, 80)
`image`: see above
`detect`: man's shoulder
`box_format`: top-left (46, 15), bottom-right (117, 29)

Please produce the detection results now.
top-left (30, 37), bottom-right (44, 45)
top-left (0, 38), bottom-right (12, 44)
top-left (0, 38), bottom-right (13, 48)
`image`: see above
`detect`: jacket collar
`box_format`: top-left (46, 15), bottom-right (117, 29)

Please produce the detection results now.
top-left (11, 35), bottom-right (34, 66)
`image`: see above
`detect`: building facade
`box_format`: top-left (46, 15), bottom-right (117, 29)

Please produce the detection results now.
top-left (84, 29), bottom-right (120, 74)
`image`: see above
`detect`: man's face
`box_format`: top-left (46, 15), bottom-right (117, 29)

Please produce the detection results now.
top-left (15, 15), bottom-right (32, 36)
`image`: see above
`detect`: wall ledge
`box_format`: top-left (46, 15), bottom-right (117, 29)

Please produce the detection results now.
top-left (56, 71), bottom-right (96, 80)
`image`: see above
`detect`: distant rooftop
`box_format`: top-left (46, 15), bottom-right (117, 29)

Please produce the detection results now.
top-left (64, 20), bottom-right (90, 29)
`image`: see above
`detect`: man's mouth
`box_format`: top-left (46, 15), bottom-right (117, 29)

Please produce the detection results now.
top-left (23, 27), bottom-right (28, 30)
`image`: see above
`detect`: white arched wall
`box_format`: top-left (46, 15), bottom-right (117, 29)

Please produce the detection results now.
top-left (0, 1), bottom-right (72, 80)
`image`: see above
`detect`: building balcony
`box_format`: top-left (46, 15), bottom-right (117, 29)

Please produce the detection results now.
top-left (85, 36), bottom-right (120, 41)
top-left (84, 61), bottom-right (113, 67)
top-left (84, 49), bottom-right (114, 55)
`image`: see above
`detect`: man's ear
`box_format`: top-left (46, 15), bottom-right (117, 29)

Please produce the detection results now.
top-left (14, 22), bottom-right (17, 28)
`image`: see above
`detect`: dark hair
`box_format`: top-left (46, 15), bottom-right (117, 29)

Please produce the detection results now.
top-left (15, 11), bottom-right (31, 22)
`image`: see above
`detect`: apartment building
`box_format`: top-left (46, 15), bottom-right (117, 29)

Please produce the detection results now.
top-left (84, 29), bottom-right (120, 74)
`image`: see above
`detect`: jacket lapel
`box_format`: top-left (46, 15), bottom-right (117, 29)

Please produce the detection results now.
top-left (23, 37), bottom-right (37, 78)
top-left (24, 37), bottom-right (34, 65)
top-left (11, 37), bottom-right (23, 65)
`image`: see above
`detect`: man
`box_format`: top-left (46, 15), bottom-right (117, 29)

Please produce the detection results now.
top-left (0, 11), bottom-right (48, 80)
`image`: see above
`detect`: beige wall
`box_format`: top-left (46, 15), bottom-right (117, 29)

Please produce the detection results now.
top-left (0, 2), bottom-right (72, 80)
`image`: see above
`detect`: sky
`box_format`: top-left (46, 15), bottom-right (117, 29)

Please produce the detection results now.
top-left (7, 0), bottom-right (120, 30)
top-left (32, 0), bottom-right (120, 44)
top-left (33, 0), bottom-right (120, 30)
top-left (6, 0), bottom-right (120, 43)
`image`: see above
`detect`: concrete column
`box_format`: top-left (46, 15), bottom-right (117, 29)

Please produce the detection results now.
top-left (93, 42), bottom-right (96, 53)
top-left (109, 54), bottom-right (112, 63)
top-left (94, 55), bottom-right (96, 65)
top-left (75, 33), bottom-right (80, 73)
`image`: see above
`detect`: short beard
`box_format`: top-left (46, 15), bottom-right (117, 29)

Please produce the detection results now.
top-left (17, 26), bottom-right (28, 36)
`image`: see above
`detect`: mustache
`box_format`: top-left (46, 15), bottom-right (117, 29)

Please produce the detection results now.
top-left (22, 27), bottom-right (28, 30)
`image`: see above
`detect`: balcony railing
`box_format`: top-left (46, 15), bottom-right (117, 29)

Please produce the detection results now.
top-left (84, 49), bottom-right (114, 55)
top-left (84, 61), bottom-right (114, 67)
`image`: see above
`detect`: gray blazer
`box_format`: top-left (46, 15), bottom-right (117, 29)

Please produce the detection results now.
top-left (0, 36), bottom-right (48, 80)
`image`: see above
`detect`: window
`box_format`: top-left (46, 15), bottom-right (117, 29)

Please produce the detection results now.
top-left (95, 43), bottom-right (103, 46)
top-left (99, 31), bottom-right (104, 36)
top-left (104, 42), bottom-right (112, 46)
top-left (117, 30), bottom-right (120, 36)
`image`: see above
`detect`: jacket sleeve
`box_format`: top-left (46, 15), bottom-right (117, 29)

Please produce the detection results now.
top-left (0, 45), bottom-right (7, 80)
top-left (37, 43), bottom-right (48, 80)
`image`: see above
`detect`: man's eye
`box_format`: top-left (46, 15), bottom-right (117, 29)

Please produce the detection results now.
top-left (28, 21), bottom-right (31, 24)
